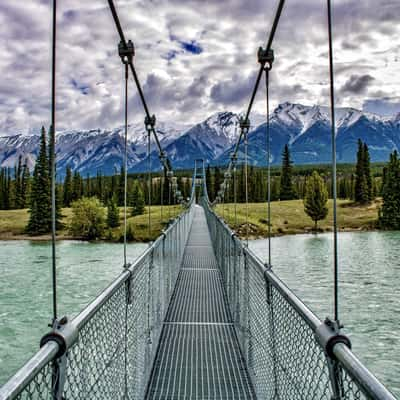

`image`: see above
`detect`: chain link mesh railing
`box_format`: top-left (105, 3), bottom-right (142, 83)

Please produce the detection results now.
top-left (202, 197), bottom-right (396, 400)
top-left (1, 205), bottom-right (194, 400)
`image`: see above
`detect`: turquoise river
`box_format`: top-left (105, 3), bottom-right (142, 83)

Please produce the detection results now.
top-left (0, 232), bottom-right (399, 396)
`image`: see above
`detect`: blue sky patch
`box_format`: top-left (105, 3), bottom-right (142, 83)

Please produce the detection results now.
top-left (70, 79), bottom-right (89, 95)
top-left (179, 40), bottom-right (203, 55)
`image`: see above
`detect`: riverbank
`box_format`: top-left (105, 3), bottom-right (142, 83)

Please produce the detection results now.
top-left (0, 200), bottom-right (381, 242)
top-left (215, 199), bottom-right (381, 238)
top-left (0, 205), bottom-right (182, 242)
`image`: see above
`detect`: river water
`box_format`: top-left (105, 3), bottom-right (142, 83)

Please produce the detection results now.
top-left (0, 240), bottom-right (147, 386)
top-left (249, 231), bottom-right (400, 397)
top-left (0, 233), bottom-right (399, 396)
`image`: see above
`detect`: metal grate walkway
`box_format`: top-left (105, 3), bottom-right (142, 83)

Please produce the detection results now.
top-left (146, 206), bottom-right (256, 399)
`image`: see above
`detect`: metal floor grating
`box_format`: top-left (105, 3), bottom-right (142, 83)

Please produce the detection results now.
top-left (165, 269), bottom-right (230, 322)
top-left (146, 206), bottom-right (256, 399)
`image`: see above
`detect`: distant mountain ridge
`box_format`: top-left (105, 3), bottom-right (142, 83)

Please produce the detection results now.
top-left (1, 102), bottom-right (399, 176)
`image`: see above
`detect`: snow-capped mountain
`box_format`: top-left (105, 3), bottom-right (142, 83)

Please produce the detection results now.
top-left (1, 103), bottom-right (400, 176)
top-left (215, 102), bottom-right (400, 167)
top-left (131, 111), bottom-right (240, 172)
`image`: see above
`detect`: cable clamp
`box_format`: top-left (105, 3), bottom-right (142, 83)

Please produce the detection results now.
top-left (145, 114), bottom-right (156, 131)
top-left (239, 116), bottom-right (250, 133)
top-left (258, 47), bottom-right (274, 70)
top-left (315, 318), bottom-right (351, 358)
top-left (40, 317), bottom-right (79, 358)
top-left (118, 40), bottom-right (135, 64)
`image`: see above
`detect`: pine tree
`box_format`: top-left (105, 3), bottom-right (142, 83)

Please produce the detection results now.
top-left (14, 156), bottom-right (23, 208)
top-left (379, 151), bottom-right (400, 229)
top-left (205, 164), bottom-right (212, 200)
top-left (26, 127), bottom-right (51, 234)
top-left (72, 171), bottom-right (82, 201)
top-left (20, 161), bottom-right (30, 208)
top-left (63, 166), bottom-right (73, 207)
top-left (131, 182), bottom-right (145, 216)
top-left (303, 171), bottom-right (329, 230)
top-left (363, 143), bottom-right (372, 201)
top-left (107, 196), bottom-right (120, 228)
top-left (280, 144), bottom-right (296, 200)
top-left (214, 167), bottom-right (223, 201)
top-left (354, 139), bottom-right (370, 203)
top-left (48, 126), bottom-right (63, 228)
top-left (117, 166), bottom-right (125, 206)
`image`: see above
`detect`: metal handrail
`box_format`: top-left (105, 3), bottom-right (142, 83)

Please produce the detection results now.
top-left (0, 204), bottom-right (195, 400)
top-left (202, 197), bottom-right (397, 400)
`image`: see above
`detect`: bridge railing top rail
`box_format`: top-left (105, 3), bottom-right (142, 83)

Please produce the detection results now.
top-left (0, 204), bottom-right (194, 400)
top-left (202, 198), bottom-right (397, 400)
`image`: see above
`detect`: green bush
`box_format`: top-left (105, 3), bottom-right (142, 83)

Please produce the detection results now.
top-left (70, 197), bottom-right (105, 240)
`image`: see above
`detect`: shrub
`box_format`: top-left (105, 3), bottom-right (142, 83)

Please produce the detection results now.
top-left (70, 197), bottom-right (105, 240)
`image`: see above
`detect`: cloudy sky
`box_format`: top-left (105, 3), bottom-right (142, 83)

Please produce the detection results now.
top-left (0, 0), bottom-right (399, 134)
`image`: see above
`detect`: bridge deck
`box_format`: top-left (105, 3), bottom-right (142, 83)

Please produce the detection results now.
top-left (146, 206), bottom-right (256, 399)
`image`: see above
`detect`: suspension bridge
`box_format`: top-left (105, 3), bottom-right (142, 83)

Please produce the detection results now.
top-left (0, 0), bottom-right (398, 399)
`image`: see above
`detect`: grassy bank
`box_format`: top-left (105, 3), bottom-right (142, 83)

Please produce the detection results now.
top-left (215, 199), bottom-right (381, 238)
top-left (0, 205), bottom-right (183, 242)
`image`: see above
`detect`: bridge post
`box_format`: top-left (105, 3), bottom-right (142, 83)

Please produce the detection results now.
top-left (40, 318), bottom-right (78, 400)
top-left (316, 318), bottom-right (351, 399)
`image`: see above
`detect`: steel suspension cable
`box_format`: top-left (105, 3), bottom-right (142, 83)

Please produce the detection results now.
top-left (232, 0), bottom-right (285, 156)
top-left (50, 0), bottom-right (57, 324)
top-left (107, 0), bottom-right (171, 173)
top-left (327, 0), bottom-right (339, 323)
top-left (123, 63), bottom-right (129, 267)
top-left (148, 129), bottom-right (152, 240)
top-left (160, 170), bottom-right (164, 224)
top-left (265, 68), bottom-right (272, 267)
top-left (244, 130), bottom-right (249, 246)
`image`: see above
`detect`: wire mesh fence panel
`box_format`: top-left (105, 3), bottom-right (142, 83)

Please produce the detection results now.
top-left (202, 198), bottom-right (396, 400)
top-left (14, 363), bottom-right (53, 400)
top-left (2, 205), bottom-right (194, 400)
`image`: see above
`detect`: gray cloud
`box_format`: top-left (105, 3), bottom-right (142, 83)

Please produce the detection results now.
top-left (0, 0), bottom-right (399, 135)
top-left (340, 74), bottom-right (375, 95)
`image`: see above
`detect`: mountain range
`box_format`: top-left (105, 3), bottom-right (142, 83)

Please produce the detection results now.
top-left (1, 102), bottom-right (399, 176)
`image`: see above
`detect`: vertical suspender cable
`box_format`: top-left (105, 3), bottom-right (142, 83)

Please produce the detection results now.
top-left (265, 68), bottom-right (272, 268)
top-left (50, 0), bottom-right (57, 324)
top-left (327, 0), bottom-right (339, 322)
top-left (148, 130), bottom-right (152, 240)
top-left (234, 163), bottom-right (237, 227)
top-left (123, 63), bottom-right (129, 267)
top-left (244, 131), bottom-right (249, 246)
top-left (160, 171), bottom-right (164, 224)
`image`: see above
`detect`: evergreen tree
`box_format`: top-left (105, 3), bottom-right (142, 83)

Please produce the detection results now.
top-left (48, 126), bottom-right (63, 228)
top-left (280, 144), bottom-right (296, 200)
top-left (131, 182), bottom-right (145, 216)
top-left (63, 166), bottom-right (73, 207)
top-left (14, 156), bottom-right (23, 208)
top-left (363, 143), bottom-right (372, 201)
top-left (26, 127), bottom-right (51, 234)
top-left (379, 151), bottom-right (400, 229)
top-left (205, 164), bottom-right (212, 200)
top-left (303, 171), bottom-right (329, 230)
top-left (107, 197), bottom-right (120, 228)
top-left (72, 171), bottom-right (83, 201)
top-left (213, 167), bottom-right (223, 201)
top-left (20, 161), bottom-right (30, 208)
top-left (117, 166), bottom-right (125, 206)
top-left (354, 139), bottom-right (371, 203)
top-left (0, 168), bottom-right (11, 209)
